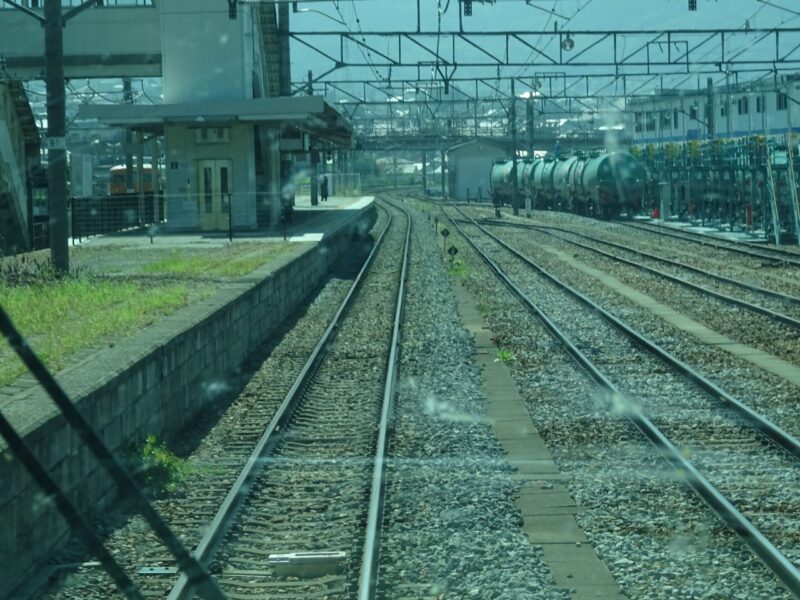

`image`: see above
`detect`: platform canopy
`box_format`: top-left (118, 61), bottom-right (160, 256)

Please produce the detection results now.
top-left (78, 96), bottom-right (353, 147)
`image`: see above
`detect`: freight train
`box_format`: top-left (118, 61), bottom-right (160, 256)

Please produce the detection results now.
top-left (490, 151), bottom-right (647, 219)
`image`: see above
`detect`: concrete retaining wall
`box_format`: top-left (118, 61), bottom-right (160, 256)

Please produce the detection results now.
top-left (0, 204), bottom-right (375, 598)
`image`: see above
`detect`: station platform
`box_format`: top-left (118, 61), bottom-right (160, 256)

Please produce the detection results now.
top-left (287, 195), bottom-right (374, 242)
top-left (63, 195), bottom-right (375, 249)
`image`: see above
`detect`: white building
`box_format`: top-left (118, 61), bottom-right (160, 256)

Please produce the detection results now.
top-left (447, 139), bottom-right (507, 202)
top-left (627, 74), bottom-right (800, 144)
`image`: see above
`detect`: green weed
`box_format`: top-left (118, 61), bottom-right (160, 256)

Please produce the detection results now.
top-left (495, 348), bottom-right (516, 364)
top-left (447, 256), bottom-right (470, 279)
top-left (131, 434), bottom-right (189, 496)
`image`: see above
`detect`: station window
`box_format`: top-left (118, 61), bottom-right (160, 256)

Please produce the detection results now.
top-left (720, 103), bottom-right (727, 117)
top-left (634, 112), bottom-right (642, 133)
top-left (645, 112), bottom-right (655, 132)
top-left (738, 97), bottom-right (749, 115)
top-left (756, 96), bottom-right (764, 113)
top-left (662, 111), bottom-right (672, 129)
top-left (689, 106), bottom-right (698, 120)
top-left (778, 92), bottom-right (788, 111)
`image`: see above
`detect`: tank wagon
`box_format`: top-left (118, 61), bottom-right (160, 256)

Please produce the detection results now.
top-left (490, 151), bottom-right (647, 219)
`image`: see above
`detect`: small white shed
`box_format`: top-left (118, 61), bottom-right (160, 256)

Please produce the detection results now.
top-left (447, 140), bottom-right (507, 202)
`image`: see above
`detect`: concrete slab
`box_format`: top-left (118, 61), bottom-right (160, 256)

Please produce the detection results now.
top-left (568, 584), bottom-right (629, 599)
top-left (449, 279), bottom-right (623, 599)
top-left (511, 472), bottom-right (573, 482)
top-left (523, 516), bottom-right (589, 543)
top-left (542, 543), bottom-right (607, 562)
top-left (518, 481), bottom-right (571, 494)
top-left (517, 491), bottom-right (577, 512)
top-left (490, 420), bottom-right (537, 439)
top-left (546, 556), bottom-right (618, 586)
top-left (509, 459), bottom-right (561, 474)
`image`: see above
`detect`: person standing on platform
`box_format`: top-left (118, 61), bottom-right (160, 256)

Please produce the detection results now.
top-left (321, 174), bottom-right (329, 202)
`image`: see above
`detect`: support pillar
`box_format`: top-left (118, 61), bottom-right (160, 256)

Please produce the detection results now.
top-left (422, 151), bottom-right (427, 196)
top-left (151, 137), bottom-right (159, 223)
top-left (310, 142), bottom-right (318, 206)
top-left (123, 79), bottom-right (134, 193)
top-left (137, 132), bottom-right (145, 224)
top-left (440, 149), bottom-right (446, 199)
top-left (277, 4), bottom-right (293, 211)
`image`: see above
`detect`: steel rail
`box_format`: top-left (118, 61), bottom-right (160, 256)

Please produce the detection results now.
top-left (473, 218), bottom-right (800, 330)
top-left (456, 207), bottom-right (800, 460)
top-left (167, 206), bottom-right (398, 600)
top-left (480, 219), bottom-right (800, 306)
top-left (444, 206), bottom-right (800, 596)
top-left (618, 220), bottom-right (800, 268)
top-left (358, 197), bottom-right (411, 599)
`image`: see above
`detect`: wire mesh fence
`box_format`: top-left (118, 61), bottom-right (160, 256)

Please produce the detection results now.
top-left (71, 194), bottom-right (165, 241)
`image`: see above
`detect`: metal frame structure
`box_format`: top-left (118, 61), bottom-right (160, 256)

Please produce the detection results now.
top-left (285, 19), bottom-right (800, 148)
top-left (291, 27), bottom-right (800, 76)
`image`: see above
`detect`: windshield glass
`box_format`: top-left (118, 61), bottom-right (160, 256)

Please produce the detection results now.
top-left (2, 1), bottom-right (800, 599)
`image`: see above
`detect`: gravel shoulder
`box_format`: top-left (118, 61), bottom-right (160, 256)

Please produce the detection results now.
top-left (434, 202), bottom-right (792, 599)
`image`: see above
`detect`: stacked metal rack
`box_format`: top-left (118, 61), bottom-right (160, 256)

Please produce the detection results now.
top-left (633, 136), bottom-right (800, 244)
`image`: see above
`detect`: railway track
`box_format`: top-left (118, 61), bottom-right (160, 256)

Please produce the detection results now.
top-left (619, 220), bottom-right (800, 268)
top-left (159, 201), bottom-right (409, 599)
top-left (471, 217), bottom-right (800, 329)
top-left (445, 205), bottom-right (800, 596)
top-left (43, 204), bottom-right (407, 600)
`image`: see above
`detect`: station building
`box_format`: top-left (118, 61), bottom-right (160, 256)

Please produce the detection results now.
top-left (78, 0), bottom-right (352, 233)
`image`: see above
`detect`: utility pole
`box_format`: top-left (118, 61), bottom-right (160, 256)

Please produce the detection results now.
top-left (44, 0), bottom-right (69, 273)
top-left (706, 77), bottom-right (715, 140)
top-left (511, 79), bottom-right (519, 216)
top-left (526, 96), bottom-right (534, 158)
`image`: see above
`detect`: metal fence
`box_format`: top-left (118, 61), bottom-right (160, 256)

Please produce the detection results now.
top-left (0, 0), bottom-right (154, 7)
top-left (71, 193), bottom-right (165, 241)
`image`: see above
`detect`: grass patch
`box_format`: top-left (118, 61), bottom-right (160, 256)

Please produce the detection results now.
top-left (0, 278), bottom-right (190, 387)
top-left (139, 244), bottom-right (292, 278)
top-left (447, 256), bottom-right (470, 279)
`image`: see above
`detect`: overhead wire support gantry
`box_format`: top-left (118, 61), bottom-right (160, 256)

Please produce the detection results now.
top-left (289, 27), bottom-right (800, 73)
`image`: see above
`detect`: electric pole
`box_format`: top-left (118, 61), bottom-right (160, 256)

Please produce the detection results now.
top-left (44, 0), bottom-right (69, 274)
top-left (511, 79), bottom-right (519, 216)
